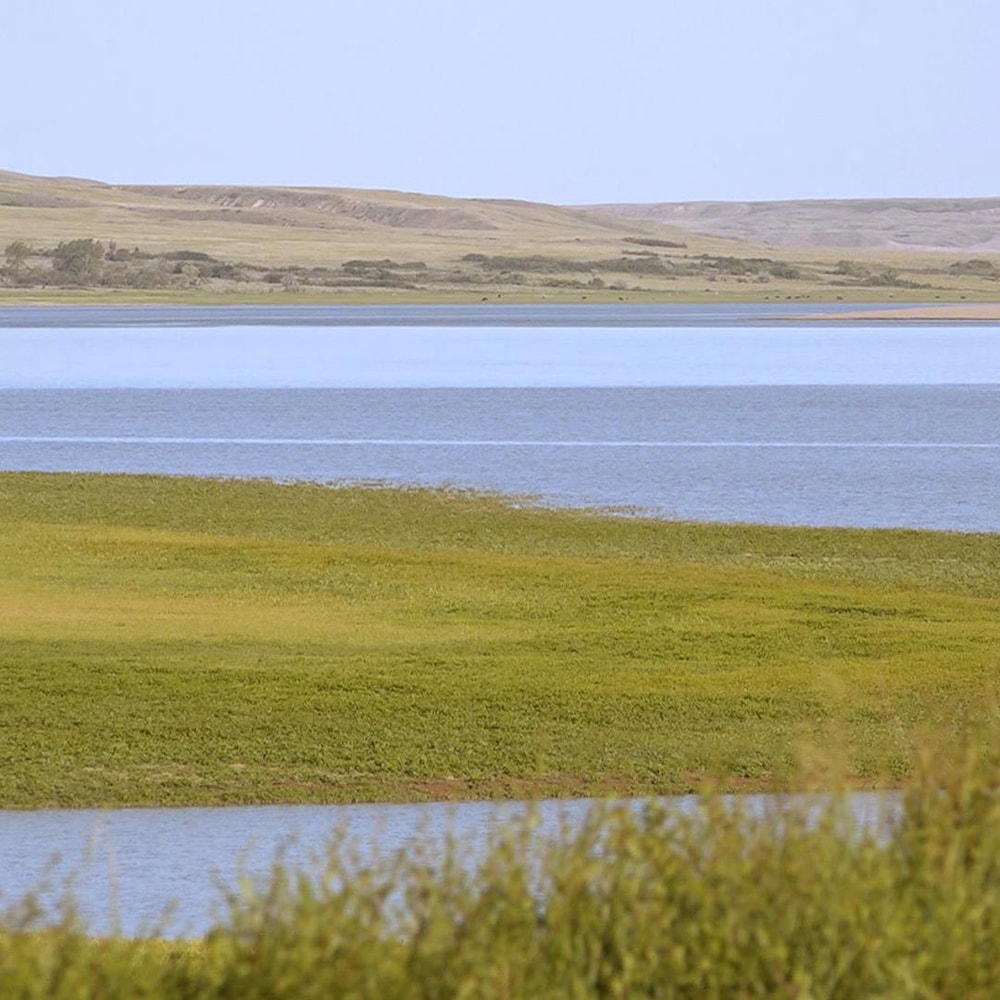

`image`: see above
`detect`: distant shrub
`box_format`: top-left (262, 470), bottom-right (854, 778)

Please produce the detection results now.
top-left (461, 253), bottom-right (675, 277)
top-left (162, 250), bottom-right (218, 262)
top-left (861, 268), bottom-right (925, 289)
top-left (3, 240), bottom-right (31, 272)
top-left (622, 236), bottom-right (687, 249)
top-left (833, 259), bottom-right (870, 279)
top-left (51, 238), bottom-right (104, 284)
top-left (694, 255), bottom-right (779, 277)
top-left (341, 258), bottom-right (396, 272)
top-left (769, 261), bottom-right (801, 279)
top-left (948, 258), bottom-right (997, 276)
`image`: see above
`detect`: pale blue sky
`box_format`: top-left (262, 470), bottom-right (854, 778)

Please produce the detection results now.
top-left (3, 0), bottom-right (997, 203)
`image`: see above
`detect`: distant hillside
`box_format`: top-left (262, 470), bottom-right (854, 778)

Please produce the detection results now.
top-left (0, 170), bottom-right (702, 259)
top-left (1, 171), bottom-right (998, 303)
top-left (590, 198), bottom-right (1000, 252)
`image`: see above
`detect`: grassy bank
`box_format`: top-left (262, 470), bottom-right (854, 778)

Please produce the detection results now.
top-left (3, 284), bottom-right (997, 308)
top-left (2, 736), bottom-right (997, 996)
top-left (1, 472), bottom-right (997, 808)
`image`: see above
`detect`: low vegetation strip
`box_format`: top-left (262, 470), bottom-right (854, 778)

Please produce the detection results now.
top-left (0, 472), bottom-right (997, 808)
top-left (2, 738), bottom-right (998, 996)
top-left (3, 236), bottom-right (997, 303)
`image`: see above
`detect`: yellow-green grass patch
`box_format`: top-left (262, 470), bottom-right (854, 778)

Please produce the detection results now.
top-left (1, 473), bottom-right (997, 807)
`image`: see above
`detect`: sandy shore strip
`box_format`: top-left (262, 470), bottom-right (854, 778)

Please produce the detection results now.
top-left (817, 303), bottom-right (1000, 322)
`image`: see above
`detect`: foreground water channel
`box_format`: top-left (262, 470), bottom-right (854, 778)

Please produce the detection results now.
top-left (0, 303), bottom-right (994, 935)
top-left (1, 794), bottom-right (899, 938)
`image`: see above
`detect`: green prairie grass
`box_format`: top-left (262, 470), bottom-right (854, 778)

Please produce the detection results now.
top-left (1, 472), bottom-right (997, 807)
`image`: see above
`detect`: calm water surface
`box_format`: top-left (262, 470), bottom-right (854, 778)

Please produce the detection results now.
top-left (3, 324), bottom-right (999, 387)
top-left (1, 385), bottom-right (998, 530)
top-left (2, 321), bottom-right (998, 530)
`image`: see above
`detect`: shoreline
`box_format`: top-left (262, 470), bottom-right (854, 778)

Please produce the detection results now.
top-left (0, 292), bottom-right (999, 318)
top-left (808, 302), bottom-right (1000, 322)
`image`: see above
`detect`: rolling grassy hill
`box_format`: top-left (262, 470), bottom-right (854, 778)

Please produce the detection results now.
top-left (1, 169), bottom-right (998, 303)
top-left (595, 197), bottom-right (1000, 252)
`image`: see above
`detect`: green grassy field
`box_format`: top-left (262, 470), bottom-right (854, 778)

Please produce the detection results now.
top-left (1, 472), bottom-right (997, 808)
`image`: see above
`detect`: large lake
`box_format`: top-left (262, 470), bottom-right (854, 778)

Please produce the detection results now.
top-left (0, 303), bottom-right (994, 935)
top-left (2, 305), bottom-right (998, 531)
